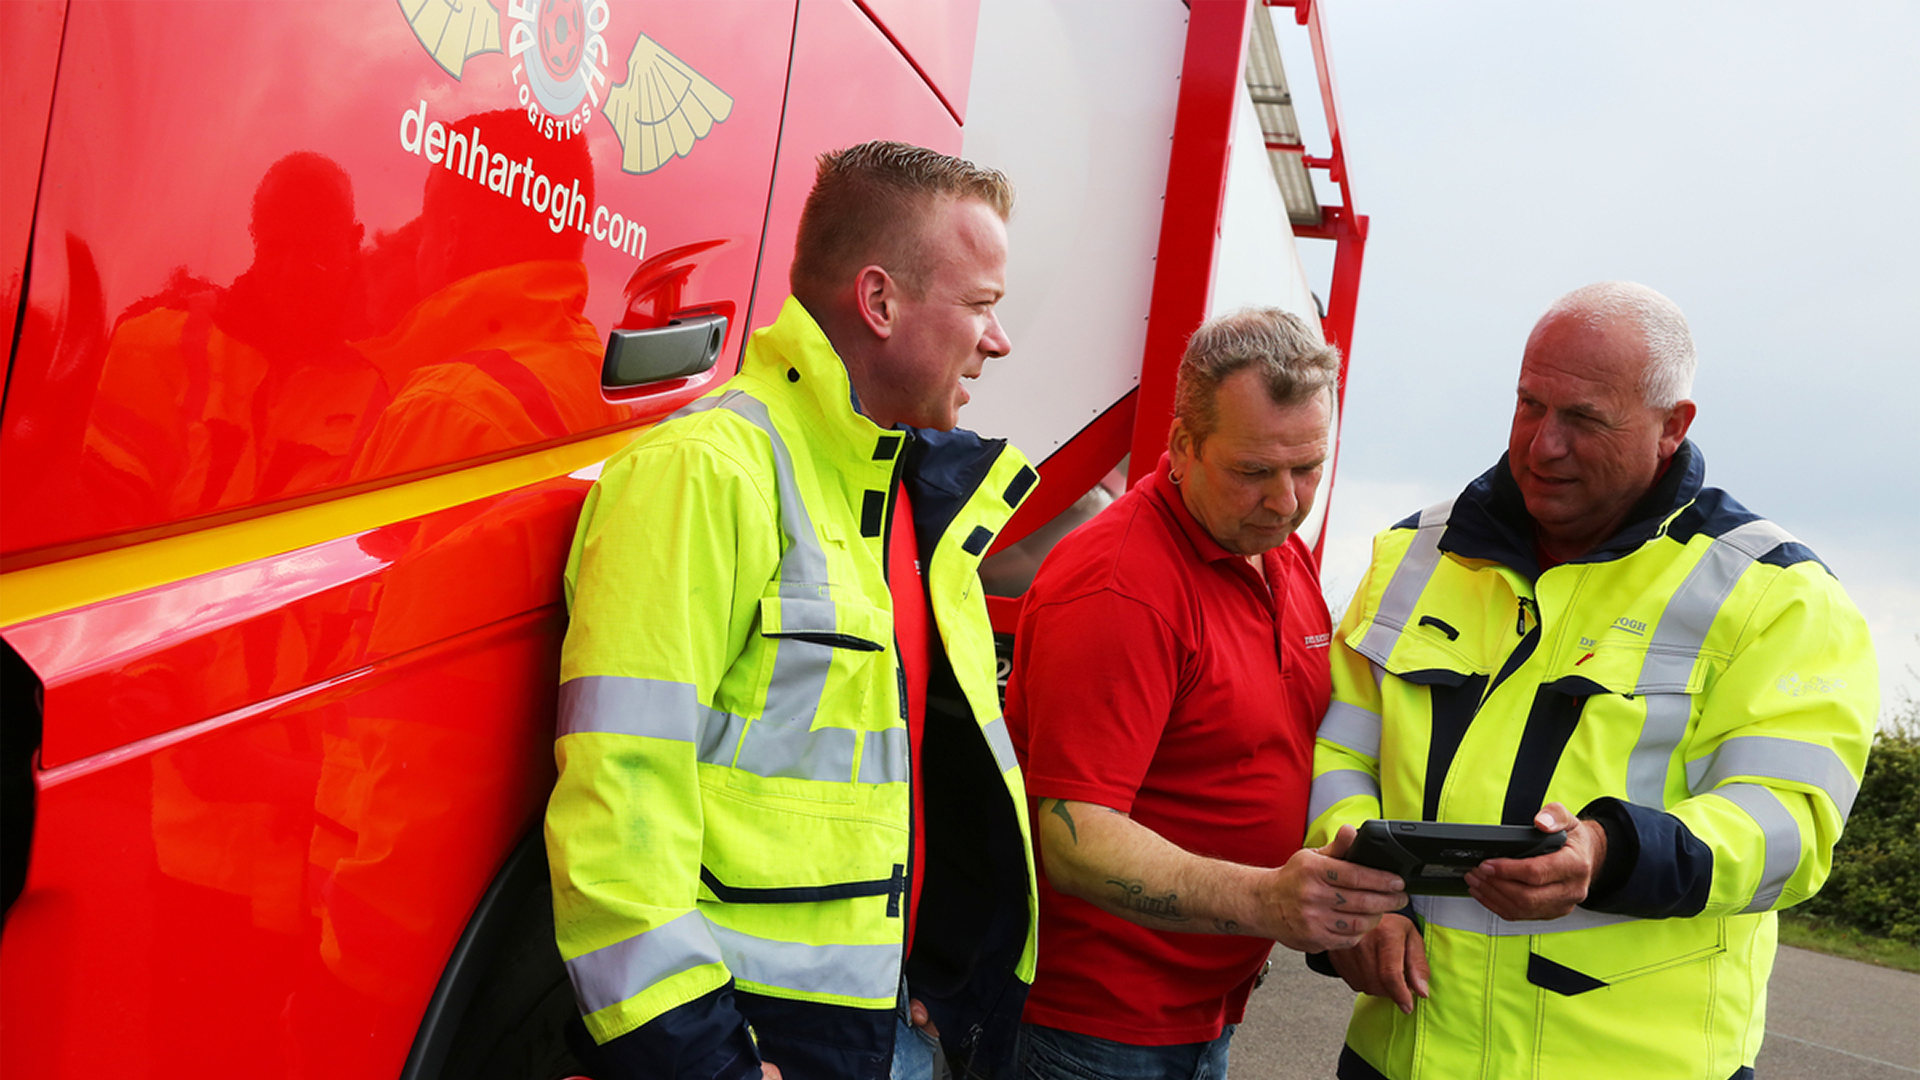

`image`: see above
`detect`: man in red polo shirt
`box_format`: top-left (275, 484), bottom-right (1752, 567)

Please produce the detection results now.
top-left (1005, 308), bottom-right (1407, 1078)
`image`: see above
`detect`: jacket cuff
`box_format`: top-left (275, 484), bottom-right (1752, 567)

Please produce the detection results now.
top-left (1577, 797), bottom-right (1713, 918)
top-left (573, 983), bottom-right (764, 1080)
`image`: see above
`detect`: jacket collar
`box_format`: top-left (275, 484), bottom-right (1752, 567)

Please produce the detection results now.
top-left (741, 296), bottom-right (891, 464)
top-left (745, 296), bottom-right (1023, 551)
top-left (1442, 440), bottom-right (1706, 576)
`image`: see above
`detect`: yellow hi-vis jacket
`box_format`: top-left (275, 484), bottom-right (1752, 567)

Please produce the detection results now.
top-left (1308, 445), bottom-right (1877, 1080)
top-left (547, 297), bottom-right (1040, 1079)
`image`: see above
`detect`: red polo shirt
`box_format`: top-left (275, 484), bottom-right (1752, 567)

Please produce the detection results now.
top-left (888, 481), bottom-right (929, 951)
top-left (1005, 454), bottom-right (1332, 1045)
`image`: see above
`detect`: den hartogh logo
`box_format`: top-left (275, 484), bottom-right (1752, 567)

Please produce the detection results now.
top-left (398, 0), bottom-right (731, 174)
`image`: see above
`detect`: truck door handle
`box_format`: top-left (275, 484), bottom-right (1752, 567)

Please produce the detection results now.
top-left (601, 313), bottom-right (728, 390)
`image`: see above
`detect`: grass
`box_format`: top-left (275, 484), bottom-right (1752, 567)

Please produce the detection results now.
top-left (1777, 911), bottom-right (1920, 975)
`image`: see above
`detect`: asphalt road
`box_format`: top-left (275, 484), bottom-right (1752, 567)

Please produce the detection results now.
top-left (1230, 944), bottom-right (1920, 1079)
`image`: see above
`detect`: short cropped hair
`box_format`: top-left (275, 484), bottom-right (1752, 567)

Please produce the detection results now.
top-left (789, 141), bottom-right (1013, 304)
top-left (1172, 307), bottom-right (1341, 449)
top-left (1541, 281), bottom-right (1695, 409)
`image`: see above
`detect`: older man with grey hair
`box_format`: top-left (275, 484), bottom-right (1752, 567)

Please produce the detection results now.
top-left (1308, 281), bottom-right (1878, 1080)
top-left (1005, 307), bottom-right (1409, 1080)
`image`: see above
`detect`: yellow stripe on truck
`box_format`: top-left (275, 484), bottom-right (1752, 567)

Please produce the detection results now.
top-left (0, 427), bottom-right (647, 628)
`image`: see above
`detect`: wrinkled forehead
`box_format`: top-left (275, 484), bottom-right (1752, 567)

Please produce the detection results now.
top-left (1519, 312), bottom-right (1649, 397)
top-left (1207, 382), bottom-right (1333, 452)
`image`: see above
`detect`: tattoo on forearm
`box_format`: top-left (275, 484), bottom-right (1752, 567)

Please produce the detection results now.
top-left (1212, 919), bottom-right (1241, 935)
top-left (1047, 800), bottom-right (1079, 845)
top-left (1105, 878), bottom-right (1191, 922)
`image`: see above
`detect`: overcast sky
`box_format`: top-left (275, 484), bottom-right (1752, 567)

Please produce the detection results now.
top-left (1284, 2), bottom-right (1919, 716)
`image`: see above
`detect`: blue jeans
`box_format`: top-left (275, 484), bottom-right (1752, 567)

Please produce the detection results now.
top-left (891, 986), bottom-right (950, 1080)
top-left (1015, 1022), bottom-right (1236, 1080)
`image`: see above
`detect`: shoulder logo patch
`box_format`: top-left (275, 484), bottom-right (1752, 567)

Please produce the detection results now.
top-left (1777, 672), bottom-right (1847, 697)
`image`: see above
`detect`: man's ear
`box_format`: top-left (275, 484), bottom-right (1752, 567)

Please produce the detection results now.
top-left (1168, 417), bottom-right (1195, 471)
top-left (854, 265), bottom-right (896, 339)
top-left (1658, 399), bottom-right (1697, 458)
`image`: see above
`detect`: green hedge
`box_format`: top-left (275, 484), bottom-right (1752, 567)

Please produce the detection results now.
top-left (1796, 712), bottom-right (1920, 944)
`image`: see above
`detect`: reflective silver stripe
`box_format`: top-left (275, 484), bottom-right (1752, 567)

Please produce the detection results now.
top-left (697, 709), bottom-right (752, 768)
top-left (663, 392), bottom-right (728, 424)
top-left (1356, 500), bottom-right (1455, 664)
top-left (559, 676), bottom-right (803, 779)
top-left (1712, 783), bottom-right (1802, 913)
top-left (1715, 517), bottom-right (1797, 561)
top-left (1410, 894), bottom-right (1637, 937)
top-left (1636, 519), bottom-right (1795, 693)
top-left (766, 597), bottom-right (840, 636)
top-left (735, 717), bottom-right (858, 784)
top-left (1308, 768), bottom-right (1380, 823)
top-left (1686, 735), bottom-right (1860, 818)
top-left (566, 911), bottom-right (722, 1015)
top-left (722, 390), bottom-right (828, 586)
top-left (856, 726), bottom-right (910, 785)
top-left (1624, 693), bottom-right (1691, 808)
top-left (675, 391), bottom-right (873, 781)
top-left (1317, 701), bottom-right (1383, 759)
top-left (711, 392), bottom-right (837, 726)
top-left (981, 715), bottom-right (1019, 774)
top-left (558, 675), bottom-right (704, 741)
top-left (710, 921), bottom-right (901, 1001)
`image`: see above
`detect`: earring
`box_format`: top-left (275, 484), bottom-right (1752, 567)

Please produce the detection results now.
top-left (1169, 470), bottom-right (1183, 485)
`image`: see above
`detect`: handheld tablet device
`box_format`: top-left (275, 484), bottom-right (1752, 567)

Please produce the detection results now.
top-left (1346, 820), bottom-right (1567, 896)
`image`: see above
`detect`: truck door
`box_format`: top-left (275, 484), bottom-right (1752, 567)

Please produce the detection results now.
top-left (0, 2), bottom-right (795, 1075)
top-left (2, 0), bottom-right (794, 555)
top-left (0, 0), bottom-right (65, 390)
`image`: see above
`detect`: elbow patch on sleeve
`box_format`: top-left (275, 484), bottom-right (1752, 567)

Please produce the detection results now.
top-left (1579, 797), bottom-right (1714, 918)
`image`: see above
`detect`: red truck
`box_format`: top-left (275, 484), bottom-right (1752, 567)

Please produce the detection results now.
top-left (0, 1), bottom-right (1364, 1074)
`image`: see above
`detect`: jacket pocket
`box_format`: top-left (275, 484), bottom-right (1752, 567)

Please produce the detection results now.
top-left (1527, 915), bottom-right (1724, 995)
top-left (700, 779), bottom-right (911, 910)
top-left (751, 590), bottom-right (891, 728)
top-left (698, 864), bottom-right (907, 916)
top-left (759, 591), bottom-right (891, 651)
top-left (1350, 622), bottom-right (1479, 682)
top-left (1347, 605), bottom-right (1506, 684)
top-left (719, 589), bottom-right (897, 804)
top-left (1545, 637), bottom-right (1708, 698)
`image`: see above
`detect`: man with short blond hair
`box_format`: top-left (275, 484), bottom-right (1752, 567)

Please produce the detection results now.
top-left (1007, 307), bottom-right (1409, 1079)
top-left (549, 141), bottom-right (1039, 1080)
top-left (790, 140), bottom-right (1014, 307)
top-left (1311, 282), bottom-right (1877, 1080)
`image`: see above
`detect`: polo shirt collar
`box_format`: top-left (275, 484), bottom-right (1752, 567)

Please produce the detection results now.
top-left (1144, 451), bottom-right (1251, 567)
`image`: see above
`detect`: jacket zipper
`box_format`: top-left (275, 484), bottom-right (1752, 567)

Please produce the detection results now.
top-left (883, 433), bottom-right (914, 933)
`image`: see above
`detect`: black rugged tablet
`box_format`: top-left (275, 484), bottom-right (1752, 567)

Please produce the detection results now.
top-left (1346, 819), bottom-right (1567, 896)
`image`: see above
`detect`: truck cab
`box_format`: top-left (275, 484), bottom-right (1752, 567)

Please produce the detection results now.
top-left (0, 2), bottom-right (1362, 1074)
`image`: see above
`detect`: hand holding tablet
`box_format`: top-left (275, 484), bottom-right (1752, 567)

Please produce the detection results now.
top-left (1345, 820), bottom-right (1567, 896)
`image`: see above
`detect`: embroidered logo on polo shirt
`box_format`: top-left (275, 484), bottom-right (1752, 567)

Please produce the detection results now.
top-left (1304, 632), bottom-right (1332, 649)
